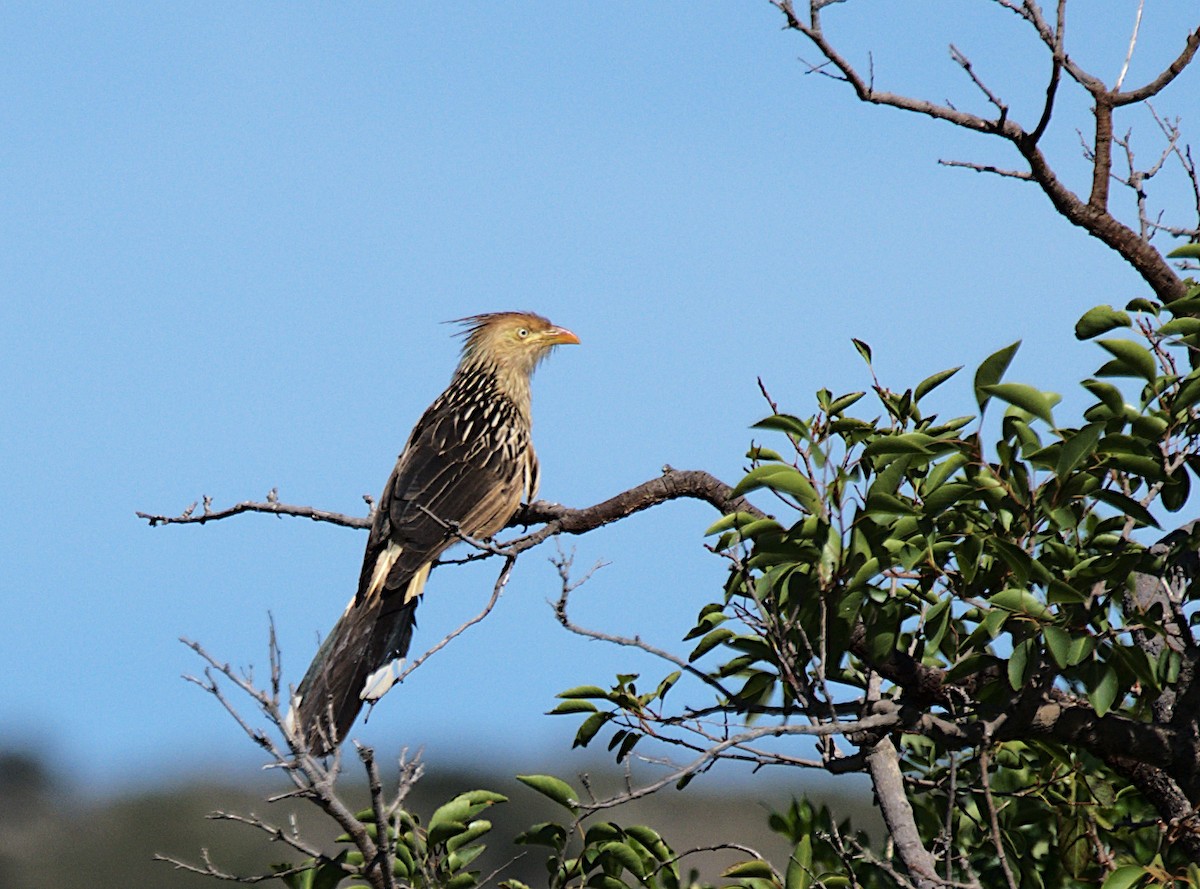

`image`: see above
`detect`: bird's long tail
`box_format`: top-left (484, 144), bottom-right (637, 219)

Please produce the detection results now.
top-left (286, 594), bottom-right (419, 755)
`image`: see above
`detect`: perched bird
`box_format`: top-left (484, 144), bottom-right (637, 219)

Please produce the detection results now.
top-left (287, 311), bottom-right (579, 752)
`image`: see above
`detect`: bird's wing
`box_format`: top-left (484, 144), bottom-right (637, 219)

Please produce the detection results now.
top-left (356, 395), bottom-right (529, 609)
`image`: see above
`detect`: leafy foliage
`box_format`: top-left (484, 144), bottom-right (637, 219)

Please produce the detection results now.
top-left (553, 283), bottom-right (1200, 887)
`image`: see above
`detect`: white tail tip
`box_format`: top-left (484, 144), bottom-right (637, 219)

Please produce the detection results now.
top-left (360, 659), bottom-right (405, 702)
top-left (282, 694), bottom-right (302, 740)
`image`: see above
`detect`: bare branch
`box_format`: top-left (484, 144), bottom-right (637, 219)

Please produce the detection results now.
top-left (948, 44), bottom-right (1008, 123)
top-left (864, 735), bottom-right (939, 889)
top-left (154, 849), bottom-right (319, 884)
top-left (1114, 0), bottom-right (1146, 92)
top-left (205, 811), bottom-right (325, 860)
top-left (137, 494), bottom-right (372, 529)
top-left (770, 0), bottom-right (1194, 304)
top-left (138, 468), bottom-right (765, 540)
top-left (390, 556), bottom-right (515, 685)
top-left (1113, 26), bottom-right (1200, 106)
top-left (1028, 0), bottom-right (1065, 144)
top-left (978, 748), bottom-right (1018, 889)
top-left (357, 744), bottom-right (397, 889)
top-left (937, 159), bottom-right (1033, 181)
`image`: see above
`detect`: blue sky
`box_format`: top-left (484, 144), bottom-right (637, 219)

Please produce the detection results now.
top-left (2, 3), bottom-right (1197, 791)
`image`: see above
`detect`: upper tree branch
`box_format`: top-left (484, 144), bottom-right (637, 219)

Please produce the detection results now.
top-left (1112, 26), bottom-right (1200, 106)
top-left (771, 0), bottom-right (1194, 305)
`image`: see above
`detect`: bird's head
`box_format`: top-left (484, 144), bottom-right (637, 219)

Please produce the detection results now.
top-left (454, 311), bottom-right (580, 380)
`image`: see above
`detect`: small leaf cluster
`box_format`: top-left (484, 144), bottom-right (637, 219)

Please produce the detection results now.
top-left (512, 774), bottom-right (685, 889)
top-left (548, 673), bottom-right (681, 763)
top-left (277, 789), bottom-right (506, 889)
top-left (725, 797), bottom-right (889, 889)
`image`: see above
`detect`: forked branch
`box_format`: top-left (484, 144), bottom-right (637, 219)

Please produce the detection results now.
top-left (770, 0), bottom-right (1200, 304)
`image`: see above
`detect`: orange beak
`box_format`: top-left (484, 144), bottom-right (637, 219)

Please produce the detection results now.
top-left (545, 326), bottom-right (580, 346)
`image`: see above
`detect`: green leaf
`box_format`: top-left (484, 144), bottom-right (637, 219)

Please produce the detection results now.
top-left (599, 841), bottom-right (645, 878)
top-left (1165, 294), bottom-right (1200, 315)
top-left (1007, 637), bottom-right (1035, 690)
top-left (1173, 373), bottom-right (1200, 413)
top-left (730, 465), bottom-right (822, 513)
top-left (1056, 422), bottom-right (1103, 478)
top-left (655, 671), bottom-right (682, 701)
top-left (988, 588), bottom-right (1052, 621)
top-left (558, 686), bottom-right (610, 699)
top-left (516, 775), bottom-right (579, 812)
top-left (1163, 467), bottom-right (1191, 512)
top-left (862, 432), bottom-right (935, 456)
top-left (979, 383), bottom-right (1055, 424)
top-left (827, 391), bottom-right (865, 414)
top-left (704, 512), bottom-right (764, 536)
top-left (1101, 864), bottom-right (1147, 889)
top-left (584, 822), bottom-right (623, 846)
top-left (429, 792), bottom-right (498, 845)
top-left (585, 876), bottom-right (627, 889)
top-left (690, 627), bottom-right (735, 661)
top-left (747, 445), bottom-right (786, 463)
top-left (1157, 317), bottom-right (1200, 336)
top-left (784, 835), bottom-right (812, 889)
top-left (722, 860), bottom-right (776, 879)
top-left (456, 790), bottom-right (507, 806)
top-left (1082, 379), bottom-right (1125, 415)
top-left (914, 366), bottom-right (962, 401)
top-left (974, 341), bottom-right (1021, 410)
top-left (549, 700), bottom-right (599, 715)
top-left (1075, 305), bottom-right (1132, 340)
top-left (624, 825), bottom-right (671, 860)
top-left (721, 518), bottom-right (787, 542)
top-left (447, 844), bottom-right (487, 873)
top-left (1167, 243), bottom-right (1200, 259)
top-left (923, 597), bottom-right (952, 650)
top-left (444, 873), bottom-right (478, 889)
top-left (393, 843), bottom-right (414, 875)
top-left (851, 338), bottom-right (872, 364)
top-left (1093, 488), bottom-right (1160, 528)
top-left (1058, 815), bottom-right (1091, 879)
top-left (1090, 666), bottom-right (1120, 717)
top-left (921, 482), bottom-right (973, 515)
top-left (515, 822), bottom-right (568, 848)
top-left (1097, 338), bottom-right (1158, 381)
top-left (448, 821), bottom-right (493, 853)
top-left (1044, 626), bottom-right (1094, 668)
top-left (683, 607), bottom-right (728, 639)
top-left (573, 712), bottom-right (612, 748)
top-left (753, 414), bottom-right (809, 438)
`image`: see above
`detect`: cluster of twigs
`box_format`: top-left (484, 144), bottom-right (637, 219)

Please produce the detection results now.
top-left (155, 619), bottom-right (424, 889)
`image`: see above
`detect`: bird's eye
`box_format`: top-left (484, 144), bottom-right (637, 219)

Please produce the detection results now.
top-left (517, 328), bottom-right (529, 338)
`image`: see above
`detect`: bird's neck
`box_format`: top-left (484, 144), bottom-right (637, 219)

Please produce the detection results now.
top-left (454, 358), bottom-right (533, 422)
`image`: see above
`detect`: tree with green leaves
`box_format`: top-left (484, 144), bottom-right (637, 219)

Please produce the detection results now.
top-left (145, 3), bottom-right (1200, 888)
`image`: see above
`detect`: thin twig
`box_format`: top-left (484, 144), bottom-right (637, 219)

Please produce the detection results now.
top-left (1115, 0), bottom-right (1145, 92)
top-left (978, 748), bottom-right (1018, 889)
top-left (392, 557), bottom-right (515, 684)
